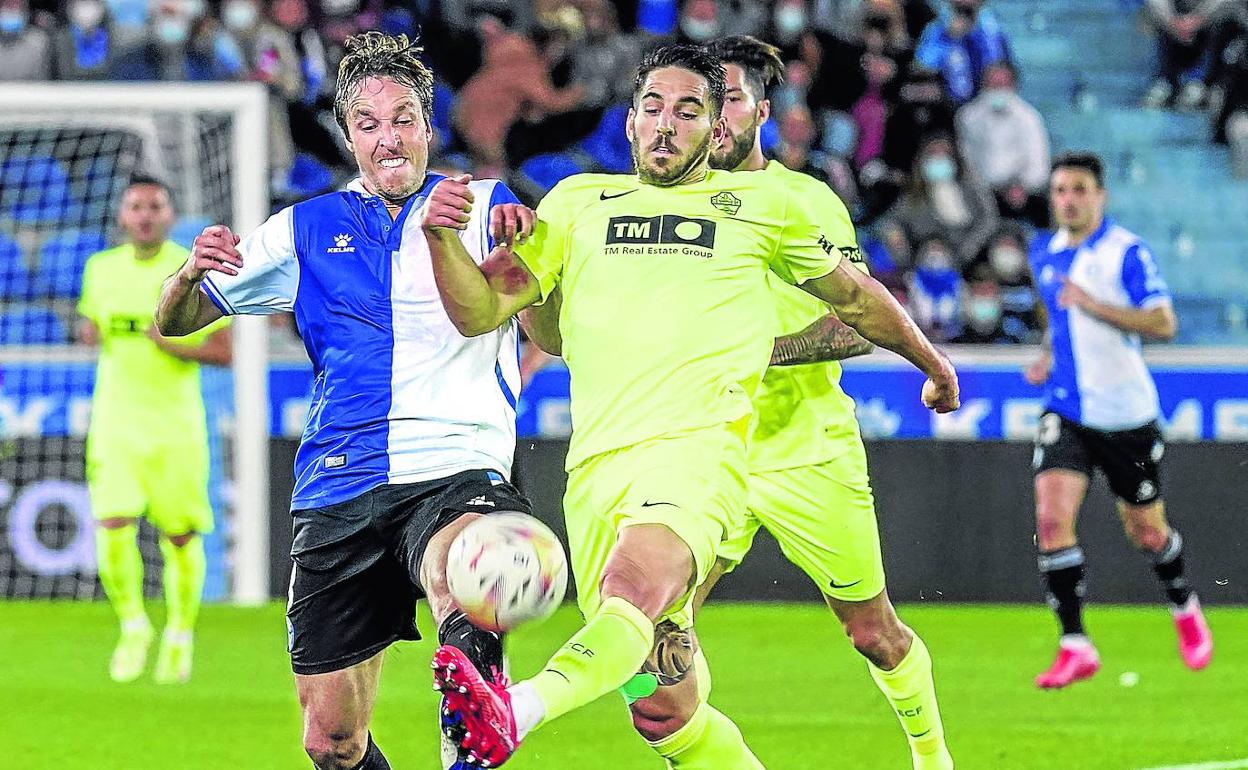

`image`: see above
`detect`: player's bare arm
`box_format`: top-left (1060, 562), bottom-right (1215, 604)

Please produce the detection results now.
top-left (77, 317), bottom-right (101, 346)
top-left (800, 260), bottom-right (959, 412)
top-left (423, 176), bottom-right (542, 335)
top-left (148, 326), bottom-right (233, 367)
top-left (1058, 276), bottom-right (1177, 340)
top-left (519, 286), bottom-right (563, 356)
top-left (771, 311), bottom-right (874, 366)
top-left (155, 225), bottom-right (240, 336)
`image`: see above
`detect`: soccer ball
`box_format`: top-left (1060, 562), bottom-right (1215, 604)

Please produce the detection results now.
top-left (446, 513), bottom-right (569, 633)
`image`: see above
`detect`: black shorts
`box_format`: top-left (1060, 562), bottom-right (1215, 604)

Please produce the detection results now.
top-left (285, 469), bottom-right (531, 675)
top-left (1032, 412), bottom-right (1165, 505)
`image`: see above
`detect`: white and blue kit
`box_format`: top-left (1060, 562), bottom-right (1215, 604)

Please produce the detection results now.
top-left (203, 174), bottom-right (533, 673)
top-left (1029, 218), bottom-right (1171, 504)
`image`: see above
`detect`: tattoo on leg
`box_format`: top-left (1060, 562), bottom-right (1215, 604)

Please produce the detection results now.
top-left (643, 621), bottom-right (697, 686)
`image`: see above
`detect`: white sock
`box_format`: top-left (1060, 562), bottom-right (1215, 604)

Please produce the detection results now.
top-left (1172, 594), bottom-right (1201, 617)
top-left (1059, 633), bottom-right (1093, 649)
top-left (507, 681), bottom-right (546, 740)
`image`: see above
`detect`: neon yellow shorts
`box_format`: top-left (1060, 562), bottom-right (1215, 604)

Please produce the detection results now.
top-left (563, 422), bottom-right (750, 629)
top-left (86, 436), bottom-right (214, 535)
top-left (719, 442), bottom-right (885, 602)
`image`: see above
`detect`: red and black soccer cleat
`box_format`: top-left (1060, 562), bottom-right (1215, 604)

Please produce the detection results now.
top-left (1035, 641), bottom-right (1101, 689)
top-left (433, 645), bottom-right (519, 767)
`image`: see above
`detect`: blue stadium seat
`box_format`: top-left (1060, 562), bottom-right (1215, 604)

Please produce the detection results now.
top-left (0, 155), bottom-right (78, 224)
top-left (518, 153), bottom-right (587, 194)
top-left (432, 79), bottom-right (456, 151)
top-left (0, 234), bottom-right (33, 300)
top-left (171, 216), bottom-right (213, 250)
top-left (285, 153), bottom-right (335, 200)
top-left (0, 306), bottom-right (69, 344)
top-left (577, 105), bottom-right (632, 173)
top-left (33, 230), bottom-right (108, 298)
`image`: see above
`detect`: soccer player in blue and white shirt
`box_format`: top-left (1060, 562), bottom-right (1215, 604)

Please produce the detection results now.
top-left (1025, 151), bottom-right (1212, 690)
top-left (156, 32), bottom-right (535, 770)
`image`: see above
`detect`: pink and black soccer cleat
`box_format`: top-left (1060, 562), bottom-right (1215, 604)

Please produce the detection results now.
top-left (1173, 600), bottom-right (1213, 670)
top-left (433, 645), bottom-right (519, 767)
top-left (1035, 642), bottom-right (1101, 689)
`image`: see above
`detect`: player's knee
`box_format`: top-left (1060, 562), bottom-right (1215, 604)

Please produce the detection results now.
top-left (1035, 510), bottom-right (1075, 549)
top-left (842, 611), bottom-right (911, 669)
top-left (164, 531), bottom-right (197, 548)
top-left (630, 693), bottom-right (695, 742)
top-left (303, 728), bottom-right (366, 770)
top-left (1125, 520), bottom-right (1168, 552)
top-left (601, 537), bottom-right (693, 621)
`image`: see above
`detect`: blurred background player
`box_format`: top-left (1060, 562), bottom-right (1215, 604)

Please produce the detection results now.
top-left (1025, 151), bottom-right (1214, 689)
top-left (156, 33), bottom-right (532, 770)
top-left (77, 174), bottom-right (231, 684)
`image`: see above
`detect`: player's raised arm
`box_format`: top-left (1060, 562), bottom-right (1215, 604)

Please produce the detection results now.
top-left (155, 225), bottom-right (238, 336)
top-left (800, 262), bottom-right (959, 413)
top-left (424, 174), bottom-right (543, 335)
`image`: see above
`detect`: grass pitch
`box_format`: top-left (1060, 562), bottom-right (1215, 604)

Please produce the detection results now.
top-left (4, 601), bottom-right (1246, 769)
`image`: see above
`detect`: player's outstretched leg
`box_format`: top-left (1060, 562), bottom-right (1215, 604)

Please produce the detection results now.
top-left (298, 653), bottom-right (392, 770)
top-left (96, 518), bottom-right (151, 682)
top-left (628, 627), bottom-right (765, 769)
top-left (1034, 470), bottom-right (1100, 689)
top-left (833, 593), bottom-right (953, 770)
top-left (155, 531), bottom-right (205, 684)
top-left (434, 524), bottom-right (687, 766)
top-left (1118, 501), bottom-right (1213, 670)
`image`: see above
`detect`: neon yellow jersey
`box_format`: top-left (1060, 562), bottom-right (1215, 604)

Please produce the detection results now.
top-left (749, 162), bottom-right (867, 473)
top-left (77, 241), bottom-right (227, 450)
top-left (514, 168), bottom-right (842, 469)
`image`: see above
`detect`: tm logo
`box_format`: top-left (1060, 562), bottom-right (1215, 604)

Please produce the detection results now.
top-left (605, 215), bottom-right (716, 248)
top-left (327, 233), bottom-right (355, 253)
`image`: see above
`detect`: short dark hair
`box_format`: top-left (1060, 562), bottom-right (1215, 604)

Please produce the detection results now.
top-left (633, 44), bottom-right (727, 118)
top-left (704, 35), bottom-right (785, 101)
top-left (334, 32), bottom-right (434, 134)
top-left (1051, 151), bottom-right (1105, 187)
top-left (124, 173), bottom-right (174, 206)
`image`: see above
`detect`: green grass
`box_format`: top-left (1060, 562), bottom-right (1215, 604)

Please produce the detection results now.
top-left (4, 601), bottom-right (1246, 769)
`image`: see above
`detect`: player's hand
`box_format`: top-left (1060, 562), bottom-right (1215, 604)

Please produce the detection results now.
top-left (1057, 275), bottom-right (1092, 311)
top-left (1024, 353), bottom-right (1052, 386)
top-left (184, 225), bottom-right (242, 281)
top-left (921, 359), bottom-right (960, 413)
top-left (490, 202), bottom-right (536, 246)
top-left (423, 174), bottom-right (474, 232)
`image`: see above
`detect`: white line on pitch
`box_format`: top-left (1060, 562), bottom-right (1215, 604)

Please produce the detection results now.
top-left (1139, 759), bottom-right (1248, 770)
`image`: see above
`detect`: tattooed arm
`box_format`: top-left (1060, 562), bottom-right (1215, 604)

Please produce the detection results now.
top-left (771, 311), bottom-right (875, 366)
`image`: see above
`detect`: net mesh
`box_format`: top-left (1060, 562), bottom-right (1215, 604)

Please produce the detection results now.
top-left (0, 109), bottom-right (238, 601)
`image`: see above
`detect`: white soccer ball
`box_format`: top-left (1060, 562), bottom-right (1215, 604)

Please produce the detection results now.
top-left (446, 513), bottom-right (569, 633)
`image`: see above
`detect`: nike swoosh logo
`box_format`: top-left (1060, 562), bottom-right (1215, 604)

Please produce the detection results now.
top-left (640, 500), bottom-right (678, 509)
top-left (828, 578), bottom-right (863, 589)
top-left (908, 729), bottom-right (932, 739)
top-left (600, 190), bottom-right (638, 201)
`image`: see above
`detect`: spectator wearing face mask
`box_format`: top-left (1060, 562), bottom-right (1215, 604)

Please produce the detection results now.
top-left (956, 61), bottom-right (1051, 228)
top-left (905, 235), bottom-right (965, 341)
top-left (54, 0), bottom-right (117, 80)
top-left (1142, 0), bottom-right (1236, 109)
top-left (984, 227), bottom-right (1042, 342)
top-left (881, 133), bottom-right (1000, 268)
top-left (914, 0), bottom-right (1013, 105)
top-left (0, 0), bottom-right (52, 81)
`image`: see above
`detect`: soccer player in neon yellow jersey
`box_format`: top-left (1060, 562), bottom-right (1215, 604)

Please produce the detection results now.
top-left (77, 176), bottom-right (230, 684)
top-left (423, 44), bottom-right (959, 767)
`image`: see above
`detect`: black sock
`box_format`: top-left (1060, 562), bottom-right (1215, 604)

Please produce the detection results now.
top-left (1038, 546), bottom-right (1088, 637)
top-left (349, 734), bottom-right (390, 770)
top-left (1150, 530), bottom-right (1193, 608)
top-left (438, 610), bottom-right (505, 682)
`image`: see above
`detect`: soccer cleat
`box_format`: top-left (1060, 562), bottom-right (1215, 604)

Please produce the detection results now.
top-left (1035, 641), bottom-right (1100, 689)
top-left (433, 645), bottom-right (519, 767)
top-left (153, 629), bottom-right (193, 684)
top-left (109, 618), bottom-right (153, 683)
top-left (1173, 599), bottom-right (1213, 670)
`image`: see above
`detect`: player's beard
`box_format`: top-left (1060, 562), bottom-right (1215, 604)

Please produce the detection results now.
top-left (633, 132), bottom-right (713, 186)
top-left (711, 120), bottom-right (758, 172)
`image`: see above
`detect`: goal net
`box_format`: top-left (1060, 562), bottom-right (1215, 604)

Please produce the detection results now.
top-left (0, 83), bottom-right (270, 604)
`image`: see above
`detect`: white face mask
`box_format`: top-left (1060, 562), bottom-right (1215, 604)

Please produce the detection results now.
top-left (989, 246), bottom-right (1026, 281)
top-left (156, 15), bottom-right (189, 44)
top-left (69, 0), bottom-right (105, 30)
top-left (223, 0), bottom-right (258, 31)
top-left (985, 88), bottom-right (1012, 111)
top-left (775, 5), bottom-right (806, 36)
top-left (321, 0), bottom-right (360, 16)
top-left (680, 16), bottom-right (719, 42)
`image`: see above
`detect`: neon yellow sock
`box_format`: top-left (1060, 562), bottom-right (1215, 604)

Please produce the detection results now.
top-left (159, 535), bottom-right (205, 633)
top-left (693, 647), bottom-right (711, 701)
top-left (649, 701), bottom-right (765, 770)
top-left (868, 634), bottom-right (953, 770)
top-left (527, 597), bottom-right (653, 726)
top-left (96, 524), bottom-right (146, 624)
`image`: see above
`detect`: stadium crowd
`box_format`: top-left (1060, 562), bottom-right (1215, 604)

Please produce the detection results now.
top-left (0, 0), bottom-right (1074, 344)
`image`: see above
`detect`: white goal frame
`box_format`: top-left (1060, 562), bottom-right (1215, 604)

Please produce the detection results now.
top-left (0, 82), bottom-right (272, 604)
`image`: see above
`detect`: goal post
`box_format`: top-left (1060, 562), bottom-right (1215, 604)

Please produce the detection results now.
top-left (0, 82), bottom-right (271, 605)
